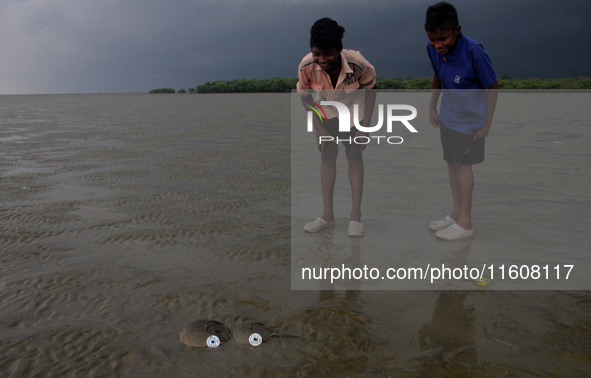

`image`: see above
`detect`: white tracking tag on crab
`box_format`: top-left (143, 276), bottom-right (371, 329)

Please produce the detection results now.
top-left (206, 335), bottom-right (221, 348)
top-left (248, 333), bottom-right (263, 346)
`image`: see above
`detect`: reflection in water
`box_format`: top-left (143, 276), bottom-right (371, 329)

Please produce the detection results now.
top-left (419, 291), bottom-right (478, 369)
top-left (415, 240), bottom-right (478, 370)
top-left (314, 229), bottom-right (362, 295)
top-left (440, 239), bottom-right (476, 289)
top-left (289, 230), bottom-right (373, 373)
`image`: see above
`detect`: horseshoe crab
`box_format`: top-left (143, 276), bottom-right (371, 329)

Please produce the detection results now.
top-left (232, 321), bottom-right (300, 346)
top-left (231, 321), bottom-right (273, 346)
top-left (179, 319), bottom-right (231, 348)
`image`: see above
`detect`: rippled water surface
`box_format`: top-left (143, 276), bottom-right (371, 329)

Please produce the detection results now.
top-left (0, 93), bottom-right (590, 376)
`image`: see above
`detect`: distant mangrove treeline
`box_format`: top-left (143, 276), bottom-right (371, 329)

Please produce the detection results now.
top-left (149, 76), bottom-right (591, 93)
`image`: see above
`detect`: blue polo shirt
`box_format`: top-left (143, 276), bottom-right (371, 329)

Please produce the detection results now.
top-left (427, 32), bottom-right (497, 135)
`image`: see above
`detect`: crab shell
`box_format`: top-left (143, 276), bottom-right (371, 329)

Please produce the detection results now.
top-left (231, 322), bottom-right (273, 346)
top-left (179, 319), bottom-right (231, 348)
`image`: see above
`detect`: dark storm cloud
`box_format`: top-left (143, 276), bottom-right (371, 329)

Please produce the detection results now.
top-left (0, 0), bottom-right (588, 94)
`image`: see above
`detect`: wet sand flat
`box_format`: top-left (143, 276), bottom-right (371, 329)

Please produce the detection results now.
top-left (0, 93), bottom-right (590, 376)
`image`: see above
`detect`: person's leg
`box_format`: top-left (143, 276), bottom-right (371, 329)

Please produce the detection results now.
top-left (453, 163), bottom-right (474, 230)
top-left (448, 160), bottom-right (474, 229)
top-left (447, 160), bottom-right (461, 222)
top-left (442, 125), bottom-right (480, 230)
top-left (345, 145), bottom-right (363, 222)
top-left (434, 126), bottom-right (480, 239)
top-left (430, 126), bottom-right (462, 231)
top-left (320, 142), bottom-right (338, 224)
top-left (435, 161), bottom-right (475, 239)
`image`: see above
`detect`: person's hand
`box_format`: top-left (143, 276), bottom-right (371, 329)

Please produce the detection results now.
top-left (316, 127), bottom-right (334, 155)
top-left (429, 108), bottom-right (441, 128)
top-left (473, 123), bottom-right (491, 141)
top-left (354, 130), bottom-right (369, 152)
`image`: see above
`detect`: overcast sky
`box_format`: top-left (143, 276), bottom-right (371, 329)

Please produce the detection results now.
top-left (0, 0), bottom-right (589, 94)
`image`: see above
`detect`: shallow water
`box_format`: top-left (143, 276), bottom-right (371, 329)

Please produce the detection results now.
top-left (0, 93), bottom-right (590, 376)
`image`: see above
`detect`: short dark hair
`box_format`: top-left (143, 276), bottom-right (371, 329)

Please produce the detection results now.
top-left (425, 2), bottom-right (459, 32)
top-left (310, 17), bottom-right (345, 51)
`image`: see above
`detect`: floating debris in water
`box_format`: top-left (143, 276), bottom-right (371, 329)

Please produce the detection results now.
top-left (475, 277), bottom-right (489, 286)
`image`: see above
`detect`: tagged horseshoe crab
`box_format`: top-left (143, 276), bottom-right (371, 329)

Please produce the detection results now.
top-left (179, 319), bottom-right (231, 348)
top-left (231, 322), bottom-right (273, 346)
top-left (232, 321), bottom-right (300, 346)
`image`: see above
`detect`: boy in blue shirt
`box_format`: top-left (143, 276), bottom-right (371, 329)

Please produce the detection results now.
top-left (425, 1), bottom-right (498, 240)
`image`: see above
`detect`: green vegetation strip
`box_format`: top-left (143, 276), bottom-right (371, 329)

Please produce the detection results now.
top-left (150, 76), bottom-right (591, 93)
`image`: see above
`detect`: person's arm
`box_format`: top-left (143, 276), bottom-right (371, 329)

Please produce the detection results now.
top-left (303, 99), bottom-right (334, 155)
top-left (312, 116), bottom-right (334, 155)
top-left (297, 67), bottom-right (314, 104)
top-left (472, 81), bottom-right (499, 141)
top-left (298, 65), bottom-right (335, 154)
top-left (353, 58), bottom-right (377, 152)
top-left (429, 73), bottom-right (442, 128)
top-left (354, 89), bottom-right (376, 152)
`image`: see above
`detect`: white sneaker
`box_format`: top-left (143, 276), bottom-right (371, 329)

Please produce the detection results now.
top-left (303, 217), bottom-right (333, 233)
top-left (348, 221), bottom-right (364, 237)
top-left (436, 223), bottom-right (474, 240)
top-left (429, 215), bottom-right (455, 231)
